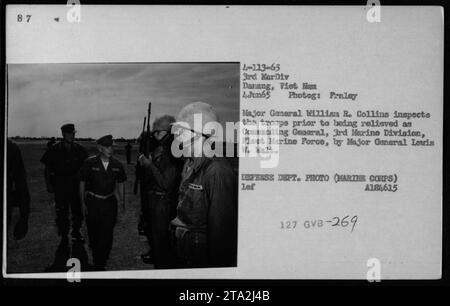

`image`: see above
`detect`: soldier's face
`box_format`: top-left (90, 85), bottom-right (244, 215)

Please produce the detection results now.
top-left (154, 130), bottom-right (167, 141)
top-left (99, 145), bottom-right (113, 158)
top-left (62, 132), bottom-right (75, 143)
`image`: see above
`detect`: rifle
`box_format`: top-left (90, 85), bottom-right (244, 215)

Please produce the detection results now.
top-left (134, 103), bottom-right (152, 197)
top-left (144, 102), bottom-right (152, 158)
top-left (142, 116), bottom-right (147, 141)
top-left (133, 116), bottom-right (147, 195)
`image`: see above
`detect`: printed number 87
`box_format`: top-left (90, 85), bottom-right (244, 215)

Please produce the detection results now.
top-left (17, 14), bottom-right (32, 22)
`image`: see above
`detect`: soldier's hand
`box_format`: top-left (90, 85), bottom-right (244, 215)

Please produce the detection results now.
top-left (13, 217), bottom-right (28, 240)
top-left (138, 154), bottom-right (152, 167)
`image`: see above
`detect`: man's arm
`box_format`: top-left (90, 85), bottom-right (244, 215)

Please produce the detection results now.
top-left (116, 163), bottom-right (127, 210)
top-left (139, 154), bottom-right (178, 190)
top-left (133, 163), bottom-right (141, 195)
top-left (205, 162), bottom-right (238, 267)
top-left (13, 143), bottom-right (30, 220)
top-left (117, 182), bottom-right (125, 202)
top-left (11, 142), bottom-right (30, 240)
top-left (41, 147), bottom-right (54, 193)
top-left (79, 181), bottom-right (87, 216)
top-left (44, 167), bottom-right (54, 193)
top-left (80, 145), bottom-right (89, 161)
top-left (78, 160), bottom-right (90, 216)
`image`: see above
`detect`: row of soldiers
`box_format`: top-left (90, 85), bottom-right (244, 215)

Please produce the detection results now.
top-left (7, 101), bottom-right (238, 271)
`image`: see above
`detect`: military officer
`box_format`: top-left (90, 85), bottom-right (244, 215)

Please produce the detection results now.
top-left (138, 115), bottom-right (182, 268)
top-left (170, 102), bottom-right (238, 268)
top-left (7, 139), bottom-right (30, 240)
top-left (40, 123), bottom-right (88, 245)
top-left (79, 135), bottom-right (127, 271)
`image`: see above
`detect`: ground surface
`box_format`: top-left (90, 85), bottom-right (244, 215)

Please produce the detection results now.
top-left (6, 140), bottom-right (152, 273)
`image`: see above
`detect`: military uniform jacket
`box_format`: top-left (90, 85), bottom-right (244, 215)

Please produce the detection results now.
top-left (40, 141), bottom-right (88, 177)
top-left (176, 156), bottom-right (238, 267)
top-left (80, 155), bottom-right (127, 196)
top-left (146, 144), bottom-right (181, 199)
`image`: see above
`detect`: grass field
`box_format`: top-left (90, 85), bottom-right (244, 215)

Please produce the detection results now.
top-left (6, 140), bottom-right (153, 273)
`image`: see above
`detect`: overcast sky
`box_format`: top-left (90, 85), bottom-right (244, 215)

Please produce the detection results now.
top-left (7, 63), bottom-right (239, 139)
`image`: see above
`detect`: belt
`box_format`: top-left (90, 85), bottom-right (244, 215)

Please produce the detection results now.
top-left (87, 191), bottom-right (115, 200)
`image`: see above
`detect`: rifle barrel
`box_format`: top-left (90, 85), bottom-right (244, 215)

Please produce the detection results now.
top-left (147, 102), bottom-right (151, 132)
top-left (144, 102), bottom-right (152, 157)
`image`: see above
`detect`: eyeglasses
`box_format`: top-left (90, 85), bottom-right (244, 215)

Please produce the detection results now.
top-left (170, 123), bottom-right (210, 138)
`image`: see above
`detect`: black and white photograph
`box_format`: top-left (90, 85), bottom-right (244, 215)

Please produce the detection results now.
top-left (6, 63), bottom-right (239, 272)
top-left (1, 4), bottom-right (447, 296)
